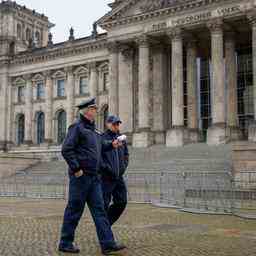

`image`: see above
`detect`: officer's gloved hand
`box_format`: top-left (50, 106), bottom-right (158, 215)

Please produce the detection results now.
top-left (112, 139), bottom-right (119, 149)
top-left (75, 170), bottom-right (84, 178)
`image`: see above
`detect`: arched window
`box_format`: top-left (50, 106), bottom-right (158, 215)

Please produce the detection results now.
top-left (17, 24), bottom-right (22, 39)
top-left (57, 110), bottom-right (67, 145)
top-left (17, 114), bottom-right (25, 145)
top-left (26, 28), bottom-right (31, 41)
top-left (36, 112), bottom-right (45, 144)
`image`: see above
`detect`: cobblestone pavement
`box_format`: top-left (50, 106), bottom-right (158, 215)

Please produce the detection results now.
top-left (0, 198), bottom-right (256, 256)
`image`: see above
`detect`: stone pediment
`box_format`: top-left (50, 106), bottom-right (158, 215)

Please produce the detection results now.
top-left (97, 0), bottom-right (202, 29)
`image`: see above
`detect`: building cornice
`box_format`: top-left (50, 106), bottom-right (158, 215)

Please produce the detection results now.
top-left (10, 37), bottom-right (108, 66)
top-left (98, 0), bottom-right (238, 30)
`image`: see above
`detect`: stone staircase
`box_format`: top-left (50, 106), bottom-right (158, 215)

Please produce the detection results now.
top-left (21, 143), bottom-right (232, 176)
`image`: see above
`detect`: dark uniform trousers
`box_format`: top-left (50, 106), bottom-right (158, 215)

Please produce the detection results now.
top-left (60, 173), bottom-right (116, 250)
top-left (101, 176), bottom-right (128, 226)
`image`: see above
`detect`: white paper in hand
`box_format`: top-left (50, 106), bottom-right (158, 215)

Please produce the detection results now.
top-left (117, 135), bottom-right (127, 142)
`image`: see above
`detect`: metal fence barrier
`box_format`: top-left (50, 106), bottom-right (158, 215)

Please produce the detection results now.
top-left (0, 170), bottom-right (256, 219)
top-left (0, 171), bottom-right (67, 199)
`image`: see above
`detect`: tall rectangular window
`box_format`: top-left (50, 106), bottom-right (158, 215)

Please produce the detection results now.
top-left (79, 76), bottom-right (89, 95)
top-left (36, 82), bottom-right (45, 100)
top-left (57, 79), bottom-right (65, 97)
top-left (17, 86), bottom-right (25, 103)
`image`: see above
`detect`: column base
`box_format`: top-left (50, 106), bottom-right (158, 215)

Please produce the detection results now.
top-left (188, 128), bottom-right (201, 143)
top-left (166, 126), bottom-right (188, 147)
top-left (207, 123), bottom-right (227, 146)
top-left (0, 140), bottom-right (7, 151)
top-left (23, 140), bottom-right (33, 147)
top-left (153, 131), bottom-right (166, 145)
top-left (248, 121), bottom-right (256, 142)
top-left (132, 130), bottom-right (153, 148)
top-left (226, 126), bottom-right (243, 141)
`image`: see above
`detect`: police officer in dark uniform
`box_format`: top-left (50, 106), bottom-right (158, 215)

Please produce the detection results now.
top-left (58, 99), bottom-right (125, 255)
top-left (101, 115), bottom-right (129, 226)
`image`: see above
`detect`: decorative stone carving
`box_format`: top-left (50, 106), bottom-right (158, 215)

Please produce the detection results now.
top-left (107, 41), bottom-right (119, 53)
top-left (140, 0), bottom-right (192, 13)
top-left (206, 18), bottom-right (223, 33)
top-left (119, 45), bottom-right (134, 61)
top-left (166, 28), bottom-right (183, 41)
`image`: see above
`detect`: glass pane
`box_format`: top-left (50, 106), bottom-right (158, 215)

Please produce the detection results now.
top-left (57, 111), bottom-right (67, 144)
top-left (79, 76), bottom-right (88, 94)
top-left (57, 79), bottom-right (65, 97)
top-left (37, 112), bottom-right (45, 144)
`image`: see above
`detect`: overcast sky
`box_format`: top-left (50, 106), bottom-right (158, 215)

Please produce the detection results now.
top-left (17, 0), bottom-right (112, 43)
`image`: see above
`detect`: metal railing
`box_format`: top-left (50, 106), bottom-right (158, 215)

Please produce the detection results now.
top-left (0, 171), bottom-right (67, 199)
top-left (0, 170), bottom-right (256, 219)
top-left (125, 171), bottom-right (256, 219)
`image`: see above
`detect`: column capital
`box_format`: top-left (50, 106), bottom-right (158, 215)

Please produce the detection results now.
top-left (42, 70), bottom-right (52, 78)
top-left (166, 28), bottom-right (183, 41)
top-left (207, 18), bottom-right (223, 34)
top-left (135, 34), bottom-right (150, 47)
top-left (88, 62), bottom-right (97, 72)
top-left (119, 45), bottom-right (134, 61)
top-left (64, 66), bottom-right (74, 74)
top-left (247, 10), bottom-right (256, 27)
top-left (107, 41), bottom-right (120, 53)
top-left (23, 74), bottom-right (33, 81)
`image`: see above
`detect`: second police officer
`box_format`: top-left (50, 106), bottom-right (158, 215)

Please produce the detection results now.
top-left (101, 115), bottom-right (129, 226)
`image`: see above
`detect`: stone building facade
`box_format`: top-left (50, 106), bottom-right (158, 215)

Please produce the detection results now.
top-left (1, 0), bottom-right (256, 151)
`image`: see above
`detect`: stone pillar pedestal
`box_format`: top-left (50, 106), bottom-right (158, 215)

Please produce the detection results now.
top-left (119, 45), bottom-right (134, 134)
top-left (186, 39), bottom-right (200, 143)
top-left (166, 29), bottom-right (187, 147)
top-left (166, 127), bottom-right (189, 147)
top-left (89, 62), bottom-right (98, 98)
top-left (24, 75), bottom-right (33, 145)
top-left (133, 35), bottom-right (152, 148)
top-left (225, 31), bottom-right (242, 141)
top-left (0, 66), bottom-right (9, 151)
top-left (66, 67), bottom-right (75, 127)
top-left (207, 19), bottom-right (227, 145)
top-left (132, 129), bottom-right (153, 148)
top-left (108, 42), bottom-right (119, 115)
top-left (152, 44), bottom-right (168, 145)
top-left (207, 123), bottom-right (227, 145)
top-left (44, 71), bottom-right (53, 144)
top-left (248, 14), bottom-right (256, 142)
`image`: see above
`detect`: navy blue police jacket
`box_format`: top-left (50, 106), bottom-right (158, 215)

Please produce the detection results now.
top-left (101, 129), bottom-right (129, 178)
top-left (62, 115), bottom-right (111, 175)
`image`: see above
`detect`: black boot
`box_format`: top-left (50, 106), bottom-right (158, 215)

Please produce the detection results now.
top-left (102, 243), bottom-right (126, 255)
top-left (58, 243), bottom-right (80, 254)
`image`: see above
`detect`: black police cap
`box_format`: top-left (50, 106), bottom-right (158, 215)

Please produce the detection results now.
top-left (76, 98), bottom-right (97, 110)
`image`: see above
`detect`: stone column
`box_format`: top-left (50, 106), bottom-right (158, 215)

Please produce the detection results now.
top-left (108, 42), bottom-right (119, 115)
top-left (66, 67), bottom-right (75, 127)
top-left (247, 14), bottom-right (256, 142)
top-left (207, 19), bottom-right (227, 145)
top-left (187, 40), bottom-right (200, 143)
top-left (6, 79), bottom-right (13, 148)
top-left (44, 71), bottom-right (53, 144)
top-left (225, 31), bottom-right (242, 141)
top-left (89, 62), bottom-right (98, 99)
top-left (152, 43), bottom-right (168, 144)
top-left (166, 28), bottom-right (187, 147)
top-left (24, 74), bottom-right (33, 145)
top-left (119, 45), bottom-right (134, 140)
top-left (0, 66), bottom-right (9, 150)
top-left (133, 35), bottom-right (152, 147)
